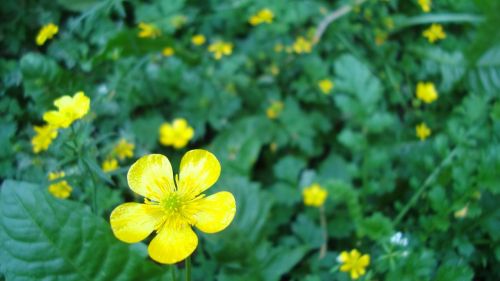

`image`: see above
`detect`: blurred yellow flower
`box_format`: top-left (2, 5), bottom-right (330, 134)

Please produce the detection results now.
top-left (159, 118), bottom-right (194, 149)
top-left (208, 41), bottom-right (233, 60)
top-left (138, 22), bottom-right (161, 38)
top-left (423, 24), bottom-right (446, 43)
top-left (338, 249), bottom-right (370, 280)
top-left (102, 158), bottom-right (119, 173)
top-left (266, 101), bottom-right (284, 119)
top-left (36, 23), bottom-right (58, 46)
top-left (110, 150), bottom-right (236, 264)
top-left (418, 0), bottom-right (431, 12)
top-left (292, 36), bottom-right (312, 54)
top-left (170, 15), bottom-right (188, 29)
top-left (454, 205), bottom-right (468, 218)
top-left (416, 82), bottom-right (438, 103)
top-left (48, 172), bottom-right (72, 199)
top-left (114, 139), bottom-right (135, 160)
top-left (416, 122), bottom-right (431, 141)
top-left (162, 47), bottom-right (175, 57)
top-left (302, 183), bottom-right (327, 207)
top-left (191, 34), bottom-right (206, 46)
top-left (274, 43), bottom-right (284, 53)
top-left (43, 91), bottom-right (90, 129)
top-left (31, 124), bottom-right (58, 153)
top-left (270, 64), bottom-right (280, 76)
top-left (318, 79), bottom-right (334, 94)
top-left (249, 9), bottom-right (274, 26)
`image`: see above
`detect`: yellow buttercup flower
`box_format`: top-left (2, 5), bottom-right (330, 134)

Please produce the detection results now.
top-left (249, 9), bottom-right (274, 26)
top-left (338, 249), bottom-right (370, 280)
top-left (422, 24), bottom-right (446, 43)
top-left (48, 172), bottom-right (72, 199)
top-left (266, 101), bottom-right (284, 119)
top-left (102, 158), bottom-right (119, 173)
top-left (114, 139), bottom-right (135, 160)
top-left (416, 82), bottom-right (438, 104)
top-left (418, 0), bottom-right (431, 13)
top-left (31, 124), bottom-right (58, 153)
top-left (159, 118), bottom-right (194, 149)
top-left (302, 183), bottom-right (328, 207)
top-left (416, 122), bottom-right (431, 141)
top-left (292, 36), bottom-right (313, 54)
top-left (191, 34), bottom-right (206, 46)
top-left (318, 79), bottom-right (334, 95)
top-left (138, 22), bottom-right (161, 38)
top-left (110, 150), bottom-right (236, 264)
top-left (43, 91), bottom-right (90, 129)
top-left (162, 47), bottom-right (175, 57)
top-left (208, 41), bottom-right (233, 60)
top-left (36, 23), bottom-right (58, 46)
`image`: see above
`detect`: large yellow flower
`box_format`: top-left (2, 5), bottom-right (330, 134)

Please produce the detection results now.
top-left (43, 91), bottom-right (90, 129)
top-left (31, 124), bottom-right (58, 153)
top-left (159, 118), bottom-right (194, 149)
top-left (36, 23), bottom-right (58, 46)
top-left (110, 150), bottom-right (236, 264)
top-left (338, 249), bottom-right (370, 280)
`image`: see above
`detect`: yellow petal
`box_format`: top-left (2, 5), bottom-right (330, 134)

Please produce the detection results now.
top-left (127, 154), bottom-right (175, 201)
top-left (189, 191), bottom-right (236, 233)
top-left (359, 254), bottom-right (370, 266)
top-left (350, 249), bottom-right (361, 259)
top-left (338, 251), bottom-right (349, 262)
top-left (148, 223), bottom-right (198, 264)
top-left (351, 270), bottom-right (360, 280)
top-left (340, 264), bottom-right (351, 272)
top-left (178, 149), bottom-right (221, 197)
top-left (110, 203), bottom-right (165, 243)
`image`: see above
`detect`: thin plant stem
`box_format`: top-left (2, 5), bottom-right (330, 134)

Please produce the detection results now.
top-left (185, 256), bottom-right (191, 281)
top-left (171, 265), bottom-right (177, 281)
top-left (319, 206), bottom-right (328, 259)
top-left (394, 147), bottom-right (458, 225)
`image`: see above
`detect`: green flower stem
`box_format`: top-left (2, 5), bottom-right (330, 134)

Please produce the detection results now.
top-left (83, 160), bottom-right (99, 215)
top-left (319, 206), bottom-right (328, 259)
top-left (170, 265), bottom-right (177, 281)
top-left (394, 147), bottom-right (459, 226)
top-left (185, 257), bottom-right (191, 281)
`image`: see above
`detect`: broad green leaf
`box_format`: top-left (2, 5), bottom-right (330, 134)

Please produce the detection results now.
top-left (0, 180), bottom-right (165, 281)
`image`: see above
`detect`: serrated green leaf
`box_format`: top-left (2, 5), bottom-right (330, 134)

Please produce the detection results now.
top-left (0, 180), bottom-right (165, 281)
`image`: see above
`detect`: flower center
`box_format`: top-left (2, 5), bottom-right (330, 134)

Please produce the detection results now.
top-left (161, 193), bottom-right (184, 214)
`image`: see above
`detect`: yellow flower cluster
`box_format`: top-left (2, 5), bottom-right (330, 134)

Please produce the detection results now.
top-left (36, 23), bottom-right (58, 46)
top-left (416, 82), bottom-right (438, 104)
top-left (110, 150), bottom-right (236, 264)
top-left (31, 91), bottom-right (90, 153)
top-left (159, 118), bottom-right (194, 149)
top-left (249, 9), bottom-right (274, 26)
top-left (48, 172), bottom-right (72, 199)
top-left (292, 36), bottom-right (313, 54)
top-left (423, 24), bottom-right (446, 43)
top-left (318, 79), bottom-right (334, 95)
top-left (338, 249), bottom-right (370, 280)
top-left (416, 122), bottom-right (431, 141)
top-left (191, 34), bottom-right (206, 46)
top-left (266, 101), bottom-right (284, 119)
top-left (102, 158), bottom-right (119, 173)
top-left (418, 0), bottom-right (432, 12)
top-left (208, 41), bottom-right (233, 60)
top-left (138, 22), bottom-right (161, 38)
top-left (302, 183), bottom-right (328, 207)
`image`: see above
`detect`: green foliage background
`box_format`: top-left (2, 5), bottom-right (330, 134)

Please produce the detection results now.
top-left (1, 0), bottom-right (499, 280)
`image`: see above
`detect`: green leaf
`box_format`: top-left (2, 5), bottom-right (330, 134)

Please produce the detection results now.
top-left (467, 45), bottom-right (500, 95)
top-left (357, 212), bottom-right (394, 241)
top-left (273, 156), bottom-right (307, 184)
top-left (0, 180), bottom-right (165, 281)
top-left (435, 264), bottom-right (473, 281)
